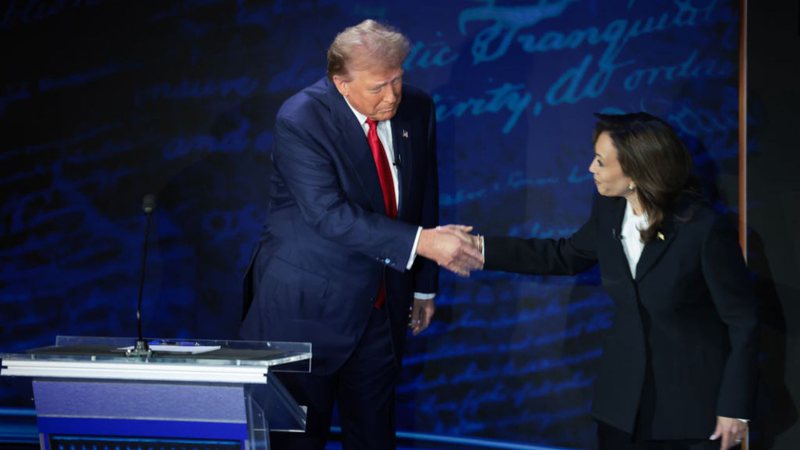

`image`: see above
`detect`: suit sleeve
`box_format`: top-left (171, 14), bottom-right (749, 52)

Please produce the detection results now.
top-left (412, 97), bottom-right (439, 294)
top-left (702, 215), bottom-right (759, 419)
top-left (273, 114), bottom-right (418, 272)
top-left (484, 198), bottom-right (600, 275)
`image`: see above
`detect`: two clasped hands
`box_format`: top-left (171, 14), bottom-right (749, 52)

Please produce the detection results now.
top-left (406, 225), bottom-right (482, 336)
top-left (418, 224), bottom-right (484, 277)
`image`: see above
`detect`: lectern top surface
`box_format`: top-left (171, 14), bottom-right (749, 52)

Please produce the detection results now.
top-left (1, 336), bottom-right (311, 369)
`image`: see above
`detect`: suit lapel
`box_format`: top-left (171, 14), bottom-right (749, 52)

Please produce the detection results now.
top-left (390, 111), bottom-right (412, 217)
top-left (635, 214), bottom-right (678, 281)
top-left (609, 199), bottom-right (630, 276)
top-left (325, 81), bottom-right (386, 215)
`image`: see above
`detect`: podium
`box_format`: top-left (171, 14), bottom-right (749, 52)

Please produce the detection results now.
top-left (0, 336), bottom-right (312, 450)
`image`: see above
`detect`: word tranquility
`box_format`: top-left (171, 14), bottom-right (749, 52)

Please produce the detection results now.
top-left (407, 0), bottom-right (731, 134)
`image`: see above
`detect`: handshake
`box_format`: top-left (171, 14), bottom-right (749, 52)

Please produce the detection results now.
top-left (418, 225), bottom-right (484, 277)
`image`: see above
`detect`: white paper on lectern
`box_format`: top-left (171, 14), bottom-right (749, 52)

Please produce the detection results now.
top-left (117, 344), bottom-right (221, 354)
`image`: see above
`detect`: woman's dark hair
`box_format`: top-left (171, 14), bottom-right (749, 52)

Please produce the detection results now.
top-left (593, 112), bottom-right (695, 243)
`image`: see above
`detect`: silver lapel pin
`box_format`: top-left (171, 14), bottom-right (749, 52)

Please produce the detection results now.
top-left (402, 129), bottom-right (409, 138)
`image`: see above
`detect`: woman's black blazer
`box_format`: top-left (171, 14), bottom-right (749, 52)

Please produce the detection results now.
top-left (484, 194), bottom-right (758, 440)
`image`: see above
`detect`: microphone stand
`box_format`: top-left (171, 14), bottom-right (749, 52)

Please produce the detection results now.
top-left (127, 195), bottom-right (155, 357)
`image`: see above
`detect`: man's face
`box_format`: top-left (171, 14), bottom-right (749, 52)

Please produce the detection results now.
top-left (333, 64), bottom-right (403, 122)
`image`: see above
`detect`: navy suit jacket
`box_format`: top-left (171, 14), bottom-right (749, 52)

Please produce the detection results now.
top-left (241, 77), bottom-right (439, 375)
top-left (485, 194), bottom-right (758, 440)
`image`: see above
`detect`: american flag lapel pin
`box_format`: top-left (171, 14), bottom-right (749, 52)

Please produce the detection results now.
top-left (402, 129), bottom-right (408, 138)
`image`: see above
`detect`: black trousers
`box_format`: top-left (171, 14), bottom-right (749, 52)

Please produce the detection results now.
top-left (597, 420), bottom-right (739, 450)
top-left (269, 305), bottom-right (400, 450)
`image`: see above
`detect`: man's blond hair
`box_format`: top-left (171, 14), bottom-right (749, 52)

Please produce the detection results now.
top-left (327, 19), bottom-right (410, 81)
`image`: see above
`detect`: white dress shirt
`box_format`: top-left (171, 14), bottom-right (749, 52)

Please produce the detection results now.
top-left (620, 200), bottom-right (649, 278)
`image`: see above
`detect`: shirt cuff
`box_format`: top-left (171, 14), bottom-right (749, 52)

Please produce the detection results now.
top-left (414, 292), bottom-right (435, 300)
top-left (406, 226), bottom-right (422, 270)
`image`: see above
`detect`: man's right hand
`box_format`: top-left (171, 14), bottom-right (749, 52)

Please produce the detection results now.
top-left (417, 225), bottom-right (484, 277)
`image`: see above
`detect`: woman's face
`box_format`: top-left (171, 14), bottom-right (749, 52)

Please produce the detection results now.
top-left (589, 132), bottom-right (634, 198)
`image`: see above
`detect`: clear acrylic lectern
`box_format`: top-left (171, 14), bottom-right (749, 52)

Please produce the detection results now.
top-left (0, 335), bottom-right (312, 450)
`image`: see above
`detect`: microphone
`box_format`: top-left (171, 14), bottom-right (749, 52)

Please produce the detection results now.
top-left (612, 228), bottom-right (623, 241)
top-left (142, 194), bottom-right (156, 214)
top-left (393, 152), bottom-right (402, 167)
top-left (127, 194), bottom-right (156, 357)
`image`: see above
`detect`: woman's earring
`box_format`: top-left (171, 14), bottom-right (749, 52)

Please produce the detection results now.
top-left (628, 182), bottom-right (635, 191)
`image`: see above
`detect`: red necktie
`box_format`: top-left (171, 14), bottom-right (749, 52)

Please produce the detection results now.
top-left (366, 118), bottom-right (397, 308)
top-left (366, 118), bottom-right (397, 218)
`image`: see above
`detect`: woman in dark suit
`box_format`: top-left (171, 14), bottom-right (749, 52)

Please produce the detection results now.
top-left (476, 113), bottom-right (758, 450)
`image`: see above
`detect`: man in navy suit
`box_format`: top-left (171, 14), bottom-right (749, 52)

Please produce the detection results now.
top-left (240, 19), bottom-right (483, 449)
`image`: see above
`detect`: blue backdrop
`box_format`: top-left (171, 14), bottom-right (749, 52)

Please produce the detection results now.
top-left (0, 1), bottom-right (740, 448)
